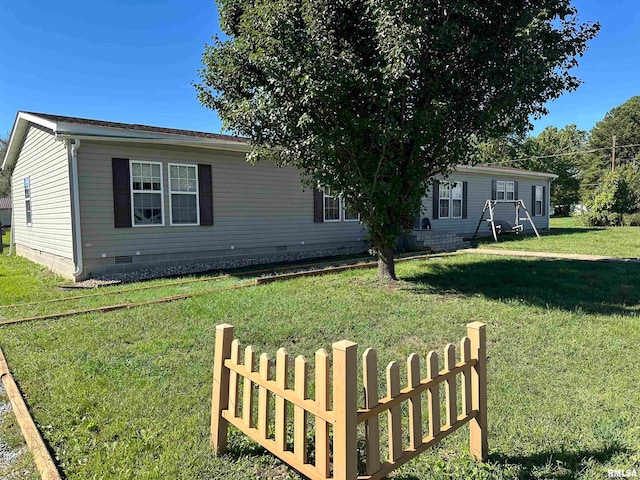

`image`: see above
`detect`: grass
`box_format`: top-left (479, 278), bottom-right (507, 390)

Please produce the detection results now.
top-left (475, 217), bottom-right (640, 258)
top-left (1, 242), bottom-right (640, 479)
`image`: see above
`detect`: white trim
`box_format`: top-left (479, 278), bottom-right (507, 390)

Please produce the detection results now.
top-left (456, 164), bottom-right (557, 179)
top-left (438, 181), bottom-right (463, 219)
top-left (168, 163), bottom-right (200, 226)
top-left (24, 177), bottom-right (32, 226)
top-left (130, 160), bottom-right (164, 227)
top-left (323, 188), bottom-right (341, 222)
top-left (534, 185), bottom-right (544, 217)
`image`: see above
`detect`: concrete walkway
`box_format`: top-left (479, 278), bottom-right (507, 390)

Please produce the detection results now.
top-left (466, 248), bottom-right (640, 264)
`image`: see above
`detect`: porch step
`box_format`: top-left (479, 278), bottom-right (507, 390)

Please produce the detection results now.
top-left (403, 230), bottom-right (471, 253)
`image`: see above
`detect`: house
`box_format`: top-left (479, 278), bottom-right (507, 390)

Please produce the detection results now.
top-left (0, 197), bottom-right (11, 227)
top-left (2, 111), bottom-right (555, 281)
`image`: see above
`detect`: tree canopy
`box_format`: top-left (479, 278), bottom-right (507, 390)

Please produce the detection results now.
top-left (197, 0), bottom-right (598, 279)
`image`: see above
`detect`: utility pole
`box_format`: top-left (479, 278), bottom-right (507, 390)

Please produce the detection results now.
top-left (612, 135), bottom-right (616, 172)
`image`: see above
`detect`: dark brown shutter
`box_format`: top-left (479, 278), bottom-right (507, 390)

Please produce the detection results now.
top-left (531, 186), bottom-right (536, 213)
top-left (491, 180), bottom-right (497, 200)
top-left (462, 181), bottom-right (468, 218)
top-left (432, 180), bottom-right (439, 219)
top-left (514, 181), bottom-right (519, 200)
top-left (542, 186), bottom-right (546, 216)
top-left (198, 164), bottom-right (214, 226)
top-left (313, 188), bottom-right (324, 222)
top-left (112, 158), bottom-right (132, 228)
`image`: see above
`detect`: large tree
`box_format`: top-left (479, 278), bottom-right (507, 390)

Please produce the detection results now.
top-left (197, 0), bottom-right (598, 279)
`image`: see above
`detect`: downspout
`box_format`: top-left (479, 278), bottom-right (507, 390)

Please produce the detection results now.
top-left (8, 205), bottom-right (15, 256)
top-left (70, 139), bottom-right (83, 279)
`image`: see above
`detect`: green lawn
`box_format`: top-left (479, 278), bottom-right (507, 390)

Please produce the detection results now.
top-left (475, 217), bottom-right (640, 258)
top-left (1, 246), bottom-right (639, 479)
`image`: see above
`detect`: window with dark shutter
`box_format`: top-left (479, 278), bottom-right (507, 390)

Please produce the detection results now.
top-left (112, 158), bottom-right (132, 228)
top-left (198, 164), bottom-right (214, 226)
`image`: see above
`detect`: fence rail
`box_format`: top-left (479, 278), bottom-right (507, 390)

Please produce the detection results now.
top-left (211, 322), bottom-right (487, 480)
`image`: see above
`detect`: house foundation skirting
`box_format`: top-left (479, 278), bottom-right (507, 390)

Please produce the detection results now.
top-left (15, 244), bottom-right (76, 279)
top-left (80, 241), bottom-right (371, 280)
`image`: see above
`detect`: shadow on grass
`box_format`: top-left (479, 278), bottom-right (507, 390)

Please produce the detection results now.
top-left (488, 445), bottom-right (630, 480)
top-left (403, 257), bottom-right (640, 315)
top-left (472, 226), bottom-right (604, 247)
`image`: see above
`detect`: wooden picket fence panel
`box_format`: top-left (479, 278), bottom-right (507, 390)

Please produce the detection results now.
top-left (211, 322), bottom-right (487, 480)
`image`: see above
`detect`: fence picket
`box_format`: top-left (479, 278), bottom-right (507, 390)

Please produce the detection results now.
top-left (468, 322), bottom-right (488, 461)
top-left (229, 339), bottom-right (241, 417)
top-left (275, 348), bottom-right (289, 451)
top-left (315, 349), bottom-right (330, 478)
top-left (332, 340), bottom-right (358, 480)
top-left (445, 344), bottom-right (457, 427)
top-left (407, 353), bottom-right (422, 450)
top-left (363, 348), bottom-right (381, 474)
top-left (460, 337), bottom-right (472, 416)
top-left (258, 353), bottom-right (271, 438)
top-left (427, 351), bottom-right (440, 438)
top-left (211, 324), bottom-right (234, 454)
top-left (294, 356), bottom-right (308, 463)
top-left (387, 361), bottom-right (402, 462)
top-left (242, 346), bottom-right (256, 428)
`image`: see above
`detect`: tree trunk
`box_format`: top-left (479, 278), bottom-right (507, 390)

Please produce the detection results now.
top-left (377, 246), bottom-right (397, 281)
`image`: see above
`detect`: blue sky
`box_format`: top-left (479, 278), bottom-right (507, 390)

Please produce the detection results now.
top-left (0, 0), bottom-right (637, 138)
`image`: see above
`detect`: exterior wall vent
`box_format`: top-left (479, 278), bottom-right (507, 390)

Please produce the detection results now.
top-left (276, 246), bottom-right (288, 252)
top-left (114, 255), bottom-right (133, 264)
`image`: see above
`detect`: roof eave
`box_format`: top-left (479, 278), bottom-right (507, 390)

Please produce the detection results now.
top-left (455, 164), bottom-right (558, 180)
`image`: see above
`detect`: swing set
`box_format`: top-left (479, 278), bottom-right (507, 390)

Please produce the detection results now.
top-left (472, 199), bottom-right (540, 242)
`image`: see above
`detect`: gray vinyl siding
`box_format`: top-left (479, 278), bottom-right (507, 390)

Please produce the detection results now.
top-left (420, 171), bottom-right (551, 237)
top-left (11, 125), bottom-right (73, 259)
top-left (77, 141), bottom-right (367, 261)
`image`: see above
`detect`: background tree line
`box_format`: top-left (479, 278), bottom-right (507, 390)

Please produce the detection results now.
top-left (474, 95), bottom-right (640, 225)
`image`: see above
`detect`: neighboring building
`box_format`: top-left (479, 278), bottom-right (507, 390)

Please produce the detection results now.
top-left (2, 111), bottom-right (555, 281)
top-left (0, 197), bottom-right (11, 227)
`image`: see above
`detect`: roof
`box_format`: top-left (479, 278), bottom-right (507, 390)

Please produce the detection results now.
top-left (0, 197), bottom-right (11, 209)
top-left (456, 164), bottom-right (557, 180)
top-left (22, 112), bottom-right (247, 143)
top-left (2, 111), bottom-right (251, 170)
top-left (1, 111), bottom-right (557, 180)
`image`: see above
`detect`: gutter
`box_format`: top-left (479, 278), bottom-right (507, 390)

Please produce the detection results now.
top-left (69, 139), bottom-right (83, 279)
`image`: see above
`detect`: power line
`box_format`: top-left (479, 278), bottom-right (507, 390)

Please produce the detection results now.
top-left (484, 142), bottom-right (640, 165)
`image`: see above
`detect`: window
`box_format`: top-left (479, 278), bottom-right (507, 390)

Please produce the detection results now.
top-left (534, 186), bottom-right (543, 216)
top-left (24, 177), bottom-right (32, 225)
top-left (323, 188), bottom-right (360, 222)
top-left (496, 180), bottom-right (515, 201)
top-left (438, 181), bottom-right (463, 219)
top-left (343, 198), bottom-right (360, 222)
top-left (169, 164), bottom-right (199, 225)
top-left (323, 187), bottom-right (341, 222)
top-left (131, 161), bottom-right (163, 226)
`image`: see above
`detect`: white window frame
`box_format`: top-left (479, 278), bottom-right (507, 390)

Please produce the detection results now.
top-left (496, 180), bottom-right (515, 201)
top-left (343, 197), bottom-right (360, 222)
top-left (496, 180), bottom-right (506, 200)
top-left (24, 177), bottom-right (32, 226)
top-left (439, 182), bottom-right (451, 219)
top-left (130, 160), bottom-right (164, 227)
top-left (168, 163), bottom-right (200, 226)
top-left (506, 181), bottom-right (515, 201)
top-left (534, 186), bottom-right (543, 216)
top-left (438, 181), bottom-right (462, 219)
top-left (451, 182), bottom-right (463, 219)
top-left (323, 187), bottom-right (341, 222)
top-left (323, 188), bottom-right (360, 222)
